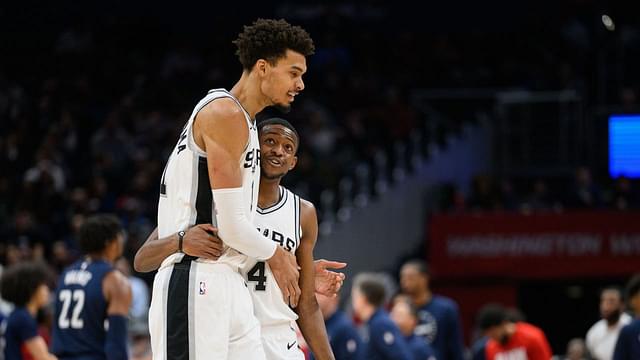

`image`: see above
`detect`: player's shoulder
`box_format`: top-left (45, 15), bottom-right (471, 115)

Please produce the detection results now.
top-left (586, 319), bottom-right (606, 338)
top-left (103, 269), bottom-right (132, 298)
top-left (299, 197), bottom-right (316, 214)
top-left (8, 307), bottom-right (31, 323)
top-left (517, 322), bottom-right (546, 342)
top-left (432, 294), bottom-right (459, 309)
top-left (198, 95), bottom-right (245, 121)
top-left (369, 310), bottom-right (394, 329)
top-left (622, 318), bottom-right (640, 335)
top-left (285, 188), bottom-right (316, 221)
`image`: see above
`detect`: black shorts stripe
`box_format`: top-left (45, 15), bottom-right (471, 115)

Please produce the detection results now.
top-left (195, 157), bottom-right (213, 225)
top-left (166, 255), bottom-right (195, 360)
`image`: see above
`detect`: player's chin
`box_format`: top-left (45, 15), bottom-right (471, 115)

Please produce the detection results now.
top-left (262, 169), bottom-right (287, 180)
top-left (273, 103), bottom-right (292, 114)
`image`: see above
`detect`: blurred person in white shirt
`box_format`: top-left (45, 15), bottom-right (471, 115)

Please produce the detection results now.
top-left (586, 287), bottom-right (632, 360)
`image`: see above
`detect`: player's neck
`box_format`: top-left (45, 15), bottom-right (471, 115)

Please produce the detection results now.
top-left (230, 72), bottom-right (269, 119)
top-left (412, 290), bottom-right (432, 307)
top-left (86, 253), bottom-right (112, 264)
top-left (359, 305), bottom-right (376, 322)
top-left (25, 300), bottom-right (38, 317)
top-left (505, 322), bottom-right (517, 338)
top-left (258, 177), bottom-right (281, 208)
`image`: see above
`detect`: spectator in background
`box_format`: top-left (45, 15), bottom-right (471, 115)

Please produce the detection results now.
top-left (613, 274), bottom-right (640, 360)
top-left (0, 262), bottom-right (57, 360)
top-left (3, 211), bottom-right (49, 263)
top-left (467, 175), bottom-right (499, 211)
top-left (478, 303), bottom-right (552, 360)
top-left (315, 292), bottom-right (363, 360)
top-left (586, 287), bottom-right (632, 360)
top-left (390, 296), bottom-right (436, 360)
top-left (400, 259), bottom-right (465, 360)
top-left (351, 273), bottom-right (413, 360)
top-left (564, 338), bottom-right (588, 360)
top-left (520, 179), bottom-right (558, 213)
top-left (471, 306), bottom-right (526, 360)
top-left (567, 166), bottom-right (601, 209)
top-left (610, 176), bottom-right (637, 210)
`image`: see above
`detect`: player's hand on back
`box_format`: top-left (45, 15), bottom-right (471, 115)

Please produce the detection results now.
top-left (267, 246), bottom-right (301, 308)
top-left (314, 259), bottom-right (346, 297)
top-left (182, 224), bottom-right (223, 260)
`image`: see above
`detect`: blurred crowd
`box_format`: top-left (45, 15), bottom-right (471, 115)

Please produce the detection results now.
top-left (435, 166), bottom-right (640, 214)
top-left (2, 1), bottom-right (640, 359)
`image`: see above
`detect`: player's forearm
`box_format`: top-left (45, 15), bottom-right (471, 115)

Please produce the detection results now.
top-left (212, 188), bottom-right (277, 259)
top-left (25, 337), bottom-right (57, 360)
top-left (296, 300), bottom-right (335, 360)
top-left (133, 230), bottom-right (178, 272)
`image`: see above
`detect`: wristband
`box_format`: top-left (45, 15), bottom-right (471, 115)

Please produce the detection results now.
top-left (178, 230), bottom-right (186, 253)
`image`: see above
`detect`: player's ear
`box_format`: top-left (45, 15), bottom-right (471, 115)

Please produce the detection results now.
top-left (255, 59), bottom-right (268, 76)
top-left (289, 156), bottom-right (297, 170)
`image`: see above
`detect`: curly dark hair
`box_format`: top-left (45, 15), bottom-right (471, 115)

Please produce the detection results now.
top-left (0, 261), bottom-right (52, 307)
top-left (477, 303), bottom-right (508, 330)
top-left (233, 18), bottom-right (315, 70)
top-left (78, 214), bottom-right (124, 255)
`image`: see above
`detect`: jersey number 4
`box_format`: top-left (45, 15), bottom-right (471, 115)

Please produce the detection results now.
top-left (247, 262), bottom-right (267, 291)
top-left (58, 289), bottom-right (85, 329)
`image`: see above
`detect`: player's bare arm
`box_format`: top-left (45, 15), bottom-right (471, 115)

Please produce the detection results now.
top-left (103, 270), bottom-right (132, 317)
top-left (295, 199), bottom-right (335, 360)
top-left (102, 270), bottom-right (132, 360)
top-left (195, 99), bottom-right (301, 307)
top-left (24, 337), bottom-right (58, 360)
top-left (133, 224), bottom-right (222, 273)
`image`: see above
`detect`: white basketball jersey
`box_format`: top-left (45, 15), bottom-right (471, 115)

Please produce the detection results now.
top-left (157, 88), bottom-right (260, 269)
top-left (241, 186), bottom-right (302, 326)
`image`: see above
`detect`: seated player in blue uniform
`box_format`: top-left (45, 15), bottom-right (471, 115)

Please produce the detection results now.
top-left (613, 274), bottom-right (640, 360)
top-left (315, 292), bottom-right (364, 360)
top-left (0, 262), bottom-right (57, 360)
top-left (351, 273), bottom-right (413, 360)
top-left (51, 215), bottom-right (132, 360)
top-left (391, 296), bottom-right (436, 360)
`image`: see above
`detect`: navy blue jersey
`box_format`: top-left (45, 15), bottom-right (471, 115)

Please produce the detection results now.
top-left (311, 310), bottom-right (363, 360)
top-left (3, 308), bottom-right (38, 360)
top-left (471, 336), bottom-right (488, 360)
top-left (415, 295), bottom-right (464, 360)
top-left (363, 309), bottom-right (413, 360)
top-left (613, 319), bottom-right (640, 360)
top-left (51, 258), bottom-right (114, 359)
top-left (406, 334), bottom-right (436, 360)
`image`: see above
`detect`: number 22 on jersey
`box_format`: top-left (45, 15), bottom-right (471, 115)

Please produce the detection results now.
top-left (58, 289), bottom-right (85, 329)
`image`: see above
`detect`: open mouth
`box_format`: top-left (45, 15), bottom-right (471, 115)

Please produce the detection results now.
top-left (267, 158), bottom-right (282, 166)
top-left (287, 91), bottom-right (298, 101)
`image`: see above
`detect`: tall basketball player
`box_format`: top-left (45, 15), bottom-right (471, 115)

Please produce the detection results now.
top-left (147, 19), bottom-right (314, 360)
